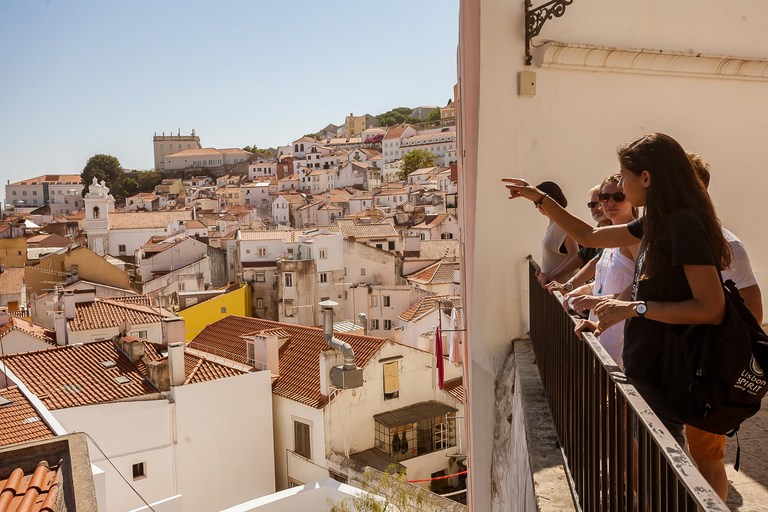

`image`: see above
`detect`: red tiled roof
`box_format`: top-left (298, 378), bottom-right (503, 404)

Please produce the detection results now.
top-left (443, 377), bottom-right (465, 404)
top-left (0, 318), bottom-right (56, 347)
top-left (189, 316), bottom-right (390, 408)
top-left (412, 214), bottom-right (449, 230)
top-left (67, 299), bottom-right (170, 332)
top-left (1, 341), bottom-right (157, 410)
top-left (335, 219), bottom-right (398, 239)
top-left (399, 239), bottom-right (460, 262)
top-left (405, 261), bottom-right (460, 285)
top-left (9, 174), bottom-right (81, 186)
top-left (398, 294), bottom-right (461, 322)
top-left (0, 386), bottom-right (56, 447)
top-left (139, 342), bottom-right (248, 385)
top-left (103, 295), bottom-right (156, 307)
top-left (0, 268), bottom-right (25, 296)
top-left (0, 460), bottom-right (60, 512)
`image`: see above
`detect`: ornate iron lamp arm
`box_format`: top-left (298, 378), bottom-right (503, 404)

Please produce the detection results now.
top-left (525, 0), bottom-right (574, 65)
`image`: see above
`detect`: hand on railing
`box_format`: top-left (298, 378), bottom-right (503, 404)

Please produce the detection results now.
top-left (545, 281), bottom-right (566, 295)
top-left (573, 319), bottom-right (598, 341)
top-left (565, 294), bottom-right (603, 314)
top-left (593, 298), bottom-right (637, 335)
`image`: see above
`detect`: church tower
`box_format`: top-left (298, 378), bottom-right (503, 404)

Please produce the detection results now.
top-left (84, 178), bottom-right (114, 256)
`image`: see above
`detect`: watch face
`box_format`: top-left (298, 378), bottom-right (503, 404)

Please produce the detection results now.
top-left (637, 303), bottom-right (647, 315)
top-left (565, 283), bottom-right (573, 291)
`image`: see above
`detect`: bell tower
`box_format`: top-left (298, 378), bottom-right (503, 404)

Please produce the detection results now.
top-left (84, 178), bottom-right (114, 256)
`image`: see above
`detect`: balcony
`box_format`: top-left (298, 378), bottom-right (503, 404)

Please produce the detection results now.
top-left (521, 258), bottom-right (768, 511)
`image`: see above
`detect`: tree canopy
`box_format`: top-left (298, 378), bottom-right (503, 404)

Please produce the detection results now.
top-left (376, 107), bottom-right (423, 127)
top-left (137, 170), bottom-right (163, 191)
top-left (426, 108), bottom-right (441, 123)
top-left (400, 149), bottom-right (436, 179)
top-left (242, 145), bottom-right (274, 155)
top-left (121, 177), bottom-right (139, 197)
top-left (80, 154), bottom-right (122, 196)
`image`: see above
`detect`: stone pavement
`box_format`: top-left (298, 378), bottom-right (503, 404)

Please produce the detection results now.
top-left (724, 395), bottom-right (768, 511)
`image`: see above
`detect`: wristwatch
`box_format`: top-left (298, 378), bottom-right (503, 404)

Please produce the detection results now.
top-left (564, 282), bottom-right (574, 291)
top-left (636, 302), bottom-right (647, 318)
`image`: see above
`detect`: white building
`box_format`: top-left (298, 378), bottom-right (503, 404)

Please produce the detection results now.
top-left (249, 162), bottom-right (278, 180)
top-left (382, 126), bottom-right (417, 163)
top-left (348, 284), bottom-right (433, 339)
top-left (153, 130), bottom-right (202, 170)
top-left (5, 174), bottom-right (83, 210)
top-left (162, 148), bottom-right (250, 171)
top-left (135, 236), bottom-right (210, 283)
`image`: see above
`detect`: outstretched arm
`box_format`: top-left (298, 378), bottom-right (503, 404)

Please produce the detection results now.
top-left (503, 178), bottom-right (639, 248)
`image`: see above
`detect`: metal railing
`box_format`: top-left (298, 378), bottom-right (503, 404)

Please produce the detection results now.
top-left (527, 258), bottom-right (728, 511)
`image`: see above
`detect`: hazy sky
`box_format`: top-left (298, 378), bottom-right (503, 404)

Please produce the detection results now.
top-left (0, 0), bottom-right (459, 189)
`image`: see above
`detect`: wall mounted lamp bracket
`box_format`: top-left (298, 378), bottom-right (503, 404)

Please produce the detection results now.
top-left (525, 0), bottom-right (574, 65)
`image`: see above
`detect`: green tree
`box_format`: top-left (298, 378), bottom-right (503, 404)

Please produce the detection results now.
top-left (80, 154), bottom-right (122, 196)
top-left (121, 177), bottom-right (139, 197)
top-left (426, 108), bottom-right (441, 123)
top-left (400, 149), bottom-right (436, 179)
top-left (137, 170), bottom-right (163, 191)
top-left (327, 468), bottom-right (428, 512)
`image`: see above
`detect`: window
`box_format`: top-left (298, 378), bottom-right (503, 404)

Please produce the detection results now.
top-left (383, 296), bottom-right (391, 307)
top-left (371, 319), bottom-right (379, 330)
top-left (255, 272), bottom-right (266, 282)
top-left (256, 298), bottom-right (264, 309)
top-left (320, 273), bottom-right (328, 284)
top-left (32, 191), bottom-right (37, 195)
top-left (118, 244), bottom-right (126, 253)
top-left (371, 296), bottom-right (378, 307)
top-left (388, 241), bottom-right (396, 251)
top-left (384, 319), bottom-right (392, 330)
top-left (383, 361), bottom-right (399, 400)
top-left (374, 414), bottom-right (456, 462)
top-left (178, 282), bottom-right (185, 291)
top-left (360, 268), bottom-right (366, 276)
top-left (441, 233), bottom-right (454, 240)
top-left (132, 462), bottom-right (147, 480)
top-left (284, 272), bottom-right (293, 287)
top-left (319, 249), bottom-right (327, 259)
top-left (376, 244), bottom-right (383, 250)
top-left (294, 420), bottom-right (311, 459)
top-left (247, 343), bottom-right (255, 366)
top-left (221, 307), bottom-right (227, 314)
top-left (285, 300), bottom-right (294, 317)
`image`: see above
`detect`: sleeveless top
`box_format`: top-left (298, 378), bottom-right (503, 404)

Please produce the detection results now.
top-left (588, 247), bottom-right (635, 368)
top-left (541, 221), bottom-right (568, 274)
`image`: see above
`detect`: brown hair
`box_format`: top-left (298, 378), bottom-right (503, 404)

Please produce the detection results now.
top-left (686, 151), bottom-right (711, 189)
top-left (617, 133), bottom-right (730, 276)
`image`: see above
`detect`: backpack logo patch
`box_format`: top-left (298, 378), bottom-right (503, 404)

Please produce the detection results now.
top-left (750, 356), bottom-right (764, 377)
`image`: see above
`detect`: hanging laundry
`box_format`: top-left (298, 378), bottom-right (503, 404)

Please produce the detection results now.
top-left (449, 307), bottom-right (462, 363)
top-left (436, 316), bottom-right (445, 390)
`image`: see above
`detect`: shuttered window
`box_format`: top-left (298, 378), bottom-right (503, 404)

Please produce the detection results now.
top-left (383, 362), bottom-right (400, 400)
top-left (294, 421), bottom-right (311, 459)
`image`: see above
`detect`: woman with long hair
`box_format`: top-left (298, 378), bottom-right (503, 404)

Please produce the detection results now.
top-left (502, 133), bottom-right (730, 451)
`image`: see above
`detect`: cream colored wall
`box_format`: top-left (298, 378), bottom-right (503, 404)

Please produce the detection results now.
top-left (459, 1), bottom-right (768, 510)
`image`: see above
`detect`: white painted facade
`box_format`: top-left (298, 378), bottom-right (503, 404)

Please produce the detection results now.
top-left (52, 370), bottom-right (275, 512)
top-left (243, 182), bottom-right (272, 208)
top-left (350, 285), bottom-right (434, 338)
top-left (271, 196), bottom-right (291, 224)
top-left (249, 163), bottom-right (277, 180)
top-left (136, 237), bottom-right (209, 283)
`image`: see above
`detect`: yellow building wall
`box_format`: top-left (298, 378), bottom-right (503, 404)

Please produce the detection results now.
top-left (0, 238), bottom-right (29, 267)
top-left (25, 246), bottom-right (130, 295)
top-left (179, 283), bottom-right (252, 341)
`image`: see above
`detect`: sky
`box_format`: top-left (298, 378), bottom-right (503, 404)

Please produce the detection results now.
top-left (0, 0), bottom-right (459, 190)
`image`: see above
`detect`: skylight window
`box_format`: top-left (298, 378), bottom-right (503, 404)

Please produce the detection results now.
top-left (114, 376), bottom-right (132, 385)
top-left (100, 361), bottom-right (117, 369)
top-left (0, 396), bottom-right (12, 407)
top-left (23, 417), bottom-right (40, 424)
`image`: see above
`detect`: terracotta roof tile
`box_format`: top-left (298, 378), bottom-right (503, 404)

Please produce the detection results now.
top-left (443, 377), bottom-right (465, 403)
top-left (335, 219), bottom-right (398, 239)
top-left (0, 318), bottom-right (56, 347)
top-left (399, 239), bottom-right (460, 262)
top-left (0, 269), bottom-right (25, 296)
top-left (405, 261), bottom-right (460, 285)
top-left (1, 341), bottom-right (158, 410)
top-left (9, 174), bottom-right (81, 186)
top-left (67, 299), bottom-right (170, 332)
top-left (138, 342), bottom-right (248, 385)
top-left (412, 214), bottom-right (449, 230)
top-left (189, 316), bottom-right (390, 408)
top-left (108, 211), bottom-right (193, 230)
top-left (0, 460), bottom-right (60, 512)
top-left (398, 294), bottom-right (461, 322)
top-left (0, 386), bottom-right (56, 447)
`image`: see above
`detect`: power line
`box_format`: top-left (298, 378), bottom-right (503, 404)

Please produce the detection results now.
top-left (77, 431), bottom-right (157, 512)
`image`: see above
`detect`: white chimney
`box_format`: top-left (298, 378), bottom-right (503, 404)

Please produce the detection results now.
top-left (168, 342), bottom-right (185, 387)
top-left (161, 317), bottom-right (186, 346)
top-left (0, 307), bottom-right (8, 326)
top-left (405, 236), bottom-right (420, 252)
top-left (253, 334), bottom-right (279, 376)
top-left (53, 310), bottom-right (68, 346)
top-left (62, 290), bottom-right (76, 320)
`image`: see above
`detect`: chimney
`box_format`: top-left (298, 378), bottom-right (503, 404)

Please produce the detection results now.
top-left (118, 337), bottom-right (145, 363)
top-left (147, 361), bottom-right (170, 392)
top-left (320, 300), bottom-right (363, 389)
top-left (0, 307), bottom-right (8, 326)
top-left (319, 350), bottom-right (342, 396)
top-left (168, 342), bottom-right (185, 387)
top-left (405, 236), bottom-right (420, 253)
top-left (253, 333), bottom-right (279, 376)
top-left (62, 290), bottom-right (76, 319)
top-left (53, 310), bottom-right (68, 346)
top-left (161, 317), bottom-right (186, 346)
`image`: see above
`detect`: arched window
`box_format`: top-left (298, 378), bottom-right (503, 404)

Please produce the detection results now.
top-left (93, 206), bottom-right (100, 219)
top-left (295, 144), bottom-right (299, 152)
top-left (300, 144), bottom-right (305, 152)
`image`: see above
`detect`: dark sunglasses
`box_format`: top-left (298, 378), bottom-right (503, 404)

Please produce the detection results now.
top-left (587, 201), bottom-right (601, 209)
top-left (598, 192), bottom-right (626, 203)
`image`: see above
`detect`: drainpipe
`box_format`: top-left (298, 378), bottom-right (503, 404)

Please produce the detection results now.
top-left (320, 300), bottom-right (363, 388)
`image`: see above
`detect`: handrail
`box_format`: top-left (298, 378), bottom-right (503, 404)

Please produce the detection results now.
top-left (527, 257), bottom-right (727, 511)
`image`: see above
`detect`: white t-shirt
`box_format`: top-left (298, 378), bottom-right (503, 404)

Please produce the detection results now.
top-left (722, 227), bottom-right (757, 289)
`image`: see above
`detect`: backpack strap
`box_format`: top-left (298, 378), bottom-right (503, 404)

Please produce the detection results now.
top-left (726, 428), bottom-right (741, 472)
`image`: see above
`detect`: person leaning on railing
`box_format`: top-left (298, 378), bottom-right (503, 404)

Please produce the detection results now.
top-left (545, 183), bottom-right (612, 296)
top-left (502, 133), bottom-right (731, 464)
top-left (532, 181), bottom-right (580, 286)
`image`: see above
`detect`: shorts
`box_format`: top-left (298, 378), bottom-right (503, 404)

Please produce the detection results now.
top-left (686, 425), bottom-right (726, 461)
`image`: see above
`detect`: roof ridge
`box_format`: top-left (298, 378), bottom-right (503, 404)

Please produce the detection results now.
top-left (184, 358), bottom-right (205, 386)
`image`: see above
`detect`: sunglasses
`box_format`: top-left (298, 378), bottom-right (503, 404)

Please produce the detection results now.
top-left (587, 201), bottom-right (601, 209)
top-left (598, 192), bottom-right (626, 203)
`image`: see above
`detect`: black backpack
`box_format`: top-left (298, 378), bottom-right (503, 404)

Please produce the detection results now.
top-left (660, 278), bottom-right (768, 438)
